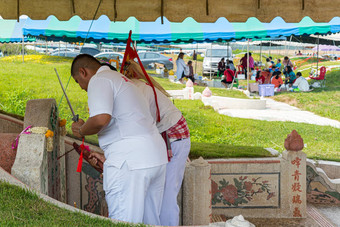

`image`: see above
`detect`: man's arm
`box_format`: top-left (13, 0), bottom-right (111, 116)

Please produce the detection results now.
top-left (72, 114), bottom-right (111, 138)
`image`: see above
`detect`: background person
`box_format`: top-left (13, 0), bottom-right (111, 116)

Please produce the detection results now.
top-left (187, 60), bottom-right (195, 83)
top-left (284, 65), bottom-right (296, 85)
top-left (293, 72), bottom-right (310, 91)
top-left (271, 71), bottom-right (283, 88)
top-left (218, 57), bottom-right (226, 77)
top-left (176, 52), bottom-right (187, 82)
top-left (221, 66), bottom-right (234, 88)
top-left (70, 54), bottom-right (167, 225)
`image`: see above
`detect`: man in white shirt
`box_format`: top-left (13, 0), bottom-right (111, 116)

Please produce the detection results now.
top-left (70, 54), bottom-right (168, 225)
top-left (293, 72), bottom-right (310, 91)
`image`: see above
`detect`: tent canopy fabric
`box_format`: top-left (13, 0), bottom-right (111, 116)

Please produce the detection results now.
top-left (0, 19), bottom-right (34, 42)
top-left (312, 45), bottom-right (340, 51)
top-left (0, 0), bottom-right (338, 23)
top-left (22, 15), bottom-right (340, 44)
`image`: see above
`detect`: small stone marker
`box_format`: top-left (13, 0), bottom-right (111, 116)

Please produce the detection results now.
top-left (183, 157), bottom-right (212, 225)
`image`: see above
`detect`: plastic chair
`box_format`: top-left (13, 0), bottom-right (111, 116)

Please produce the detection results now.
top-left (309, 66), bottom-right (326, 87)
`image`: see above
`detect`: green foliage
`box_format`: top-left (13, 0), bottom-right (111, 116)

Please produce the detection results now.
top-left (0, 43), bottom-right (39, 56)
top-left (0, 181), bottom-right (141, 226)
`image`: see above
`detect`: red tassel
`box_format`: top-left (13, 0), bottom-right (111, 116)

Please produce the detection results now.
top-left (76, 138), bottom-right (85, 172)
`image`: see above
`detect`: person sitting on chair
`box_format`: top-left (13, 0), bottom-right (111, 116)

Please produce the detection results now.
top-left (221, 66), bottom-right (234, 88)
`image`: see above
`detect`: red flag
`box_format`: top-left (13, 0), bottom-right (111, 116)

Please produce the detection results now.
top-left (121, 30), bottom-right (161, 122)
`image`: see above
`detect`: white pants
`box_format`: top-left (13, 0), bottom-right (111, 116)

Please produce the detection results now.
top-left (160, 138), bottom-right (191, 226)
top-left (104, 162), bottom-right (166, 225)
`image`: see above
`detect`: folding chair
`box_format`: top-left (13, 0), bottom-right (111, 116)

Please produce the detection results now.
top-left (309, 66), bottom-right (326, 87)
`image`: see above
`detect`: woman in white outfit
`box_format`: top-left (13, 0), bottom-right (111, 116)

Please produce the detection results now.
top-left (176, 52), bottom-right (187, 82)
top-left (125, 61), bottom-right (191, 226)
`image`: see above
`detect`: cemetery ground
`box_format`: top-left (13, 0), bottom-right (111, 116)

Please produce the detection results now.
top-left (0, 181), bottom-right (132, 226)
top-left (0, 55), bottom-right (339, 162)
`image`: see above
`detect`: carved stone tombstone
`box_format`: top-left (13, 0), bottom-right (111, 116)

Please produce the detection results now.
top-left (281, 130), bottom-right (307, 218)
top-left (12, 99), bottom-right (65, 201)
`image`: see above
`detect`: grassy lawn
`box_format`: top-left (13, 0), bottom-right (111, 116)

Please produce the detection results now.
top-left (0, 181), bottom-right (136, 226)
top-left (0, 55), bottom-right (339, 161)
top-left (176, 100), bottom-right (339, 161)
top-left (271, 69), bottom-right (340, 122)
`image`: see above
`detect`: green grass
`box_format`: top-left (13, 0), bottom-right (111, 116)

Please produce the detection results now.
top-left (0, 55), bottom-right (339, 161)
top-left (0, 181), bottom-right (135, 226)
top-left (272, 70), bottom-right (340, 121)
top-left (175, 100), bottom-right (340, 161)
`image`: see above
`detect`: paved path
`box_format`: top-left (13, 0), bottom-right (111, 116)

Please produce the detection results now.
top-left (202, 96), bottom-right (340, 128)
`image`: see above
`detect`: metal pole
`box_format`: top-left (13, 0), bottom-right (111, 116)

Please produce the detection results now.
top-left (289, 35), bottom-right (293, 56)
top-left (209, 43), bottom-right (212, 80)
top-left (22, 35), bottom-right (24, 62)
top-left (45, 37), bottom-right (48, 55)
top-left (260, 41), bottom-right (262, 68)
top-left (317, 34), bottom-right (320, 74)
top-left (247, 39), bottom-right (249, 92)
top-left (195, 43), bottom-right (198, 74)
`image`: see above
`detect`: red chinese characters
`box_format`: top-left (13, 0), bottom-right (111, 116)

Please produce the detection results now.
top-left (291, 157), bottom-right (301, 168)
top-left (292, 195), bottom-right (302, 204)
top-left (292, 170), bottom-right (301, 181)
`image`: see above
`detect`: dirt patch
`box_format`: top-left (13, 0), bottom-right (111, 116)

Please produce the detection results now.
top-left (274, 96), bottom-right (299, 107)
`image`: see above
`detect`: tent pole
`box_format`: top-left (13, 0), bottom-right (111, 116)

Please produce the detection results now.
top-left (209, 43), bottom-right (212, 80)
top-left (45, 37), bottom-right (48, 55)
top-left (247, 39), bottom-right (249, 92)
top-left (288, 35), bottom-right (292, 56)
top-left (195, 43), bottom-right (198, 74)
top-left (317, 34), bottom-right (320, 75)
top-left (260, 41), bottom-right (262, 68)
top-left (22, 35), bottom-right (24, 63)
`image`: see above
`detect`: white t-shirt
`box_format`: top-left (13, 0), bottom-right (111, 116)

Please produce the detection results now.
top-left (131, 79), bottom-right (182, 133)
top-left (87, 66), bottom-right (167, 170)
top-left (293, 76), bottom-right (309, 91)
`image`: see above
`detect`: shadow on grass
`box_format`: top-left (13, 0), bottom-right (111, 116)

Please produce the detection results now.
top-left (189, 142), bottom-right (276, 160)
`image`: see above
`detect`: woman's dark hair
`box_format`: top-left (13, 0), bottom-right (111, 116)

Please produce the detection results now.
top-left (296, 72), bottom-right (302, 77)
top-left (101, 62), bottom-right (117, 71)
top-left (284, 56), bottom-right (289, 60)
top-left (266, 58), bottom-right (270, 62)
top-left (277, 59), bottom-right (281, 62)
top-left (256, 70), bottom-right (261, 78)
top-left (221, 57), bottom-right (225, 61)
top-left (188, 60), bottom-right (192, 65)
top-left (273, 71), bottom-right (281, 79)
top-left (286, 65), bottom-right (293, 73)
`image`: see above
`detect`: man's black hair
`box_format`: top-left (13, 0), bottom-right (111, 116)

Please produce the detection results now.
top-left (71, 54), bottom-right (101, 76)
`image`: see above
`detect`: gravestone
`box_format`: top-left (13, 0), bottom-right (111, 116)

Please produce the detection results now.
top-left (12, 99), bottom-right (65, 201)
top-left (183, 157), bottom-right (212, 225)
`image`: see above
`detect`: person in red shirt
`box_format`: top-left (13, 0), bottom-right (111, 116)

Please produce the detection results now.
top-left (221, 66), bottom-right (235, 88)
top-left (255, 71), bottom-right (265, 84)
